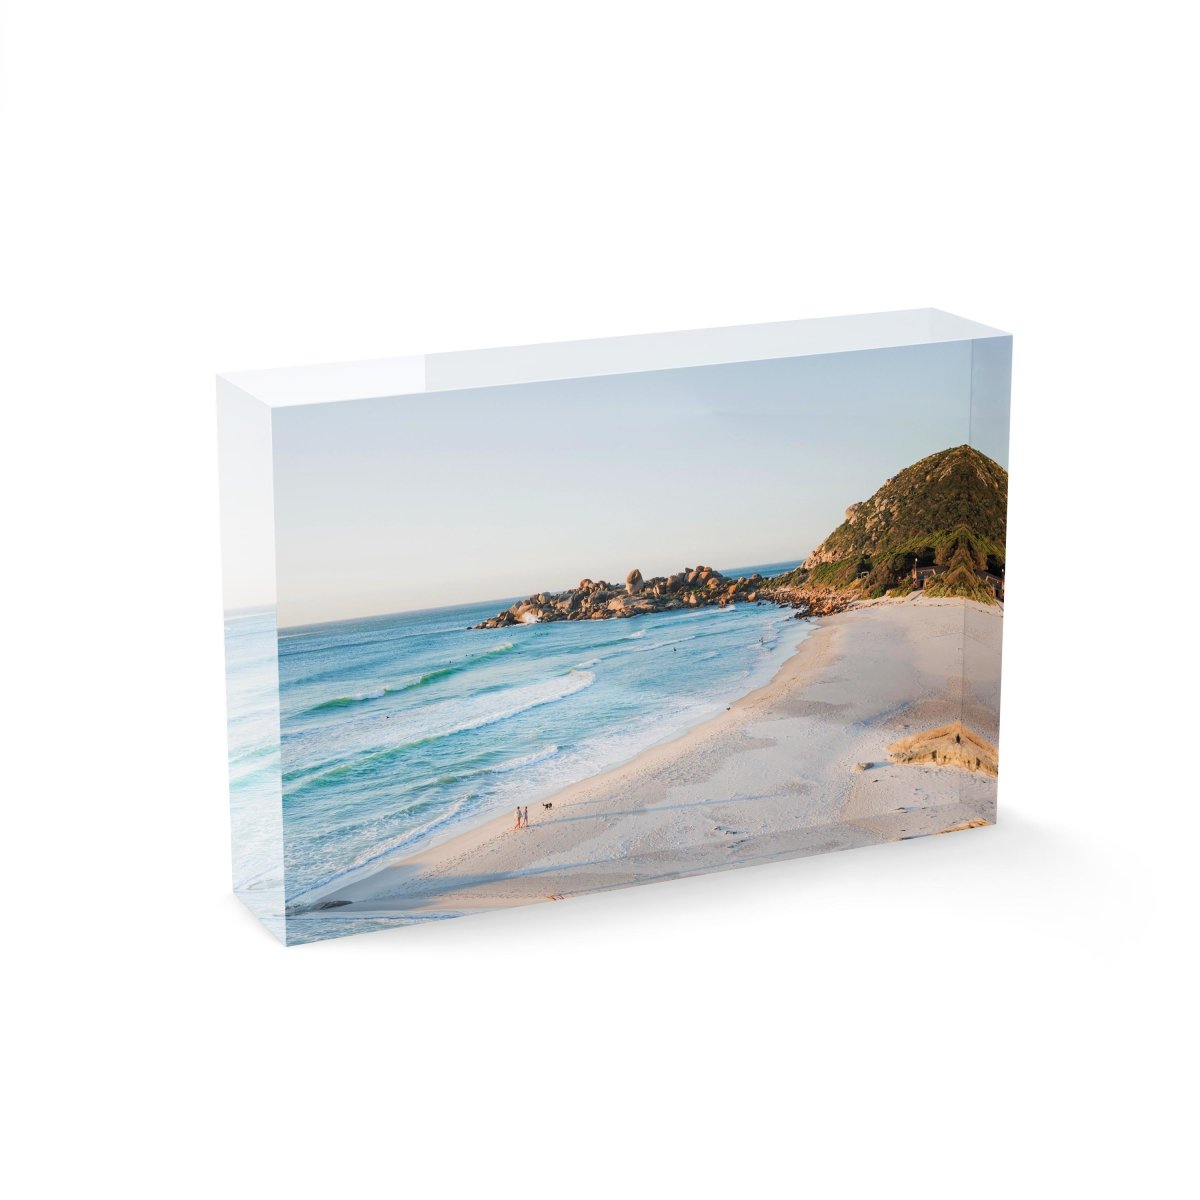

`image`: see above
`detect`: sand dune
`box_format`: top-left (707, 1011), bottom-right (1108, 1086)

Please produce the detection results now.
top-left (888, 721), bottom-right (999, 775)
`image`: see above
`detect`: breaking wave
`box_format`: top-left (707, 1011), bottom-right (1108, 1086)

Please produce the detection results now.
top-left (302, 642), bottom-right (516, 714)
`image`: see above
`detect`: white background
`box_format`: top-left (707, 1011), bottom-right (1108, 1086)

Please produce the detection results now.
top-left (2, 3), bottom-right (1196, 1196)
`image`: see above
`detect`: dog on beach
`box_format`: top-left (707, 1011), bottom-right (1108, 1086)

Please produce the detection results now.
top-left (542, 802), bottom-right (553, 810)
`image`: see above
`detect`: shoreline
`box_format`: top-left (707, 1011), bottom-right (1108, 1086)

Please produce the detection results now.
top-left (302, 594), bottom-right (1001, 919)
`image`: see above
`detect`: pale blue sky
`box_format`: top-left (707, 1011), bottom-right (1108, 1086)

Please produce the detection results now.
top-left (268, 338), bottom-right (1010, 626)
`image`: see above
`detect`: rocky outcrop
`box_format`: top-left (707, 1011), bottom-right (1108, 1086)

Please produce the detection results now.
top-left (474, 566), bottom-right (765, 628)
top-left (759, 578), bottom-right (855, 618)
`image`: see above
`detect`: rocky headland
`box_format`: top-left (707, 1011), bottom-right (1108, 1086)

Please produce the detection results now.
top-left (772, 444), bottom-right (1007, 606)
top-left (475, 565), bottom-right (769, 628)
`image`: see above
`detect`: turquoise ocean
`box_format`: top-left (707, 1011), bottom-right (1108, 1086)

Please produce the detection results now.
top-left (226, 560), bottom-right (808, 943)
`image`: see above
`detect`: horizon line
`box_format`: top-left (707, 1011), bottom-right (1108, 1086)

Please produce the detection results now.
top-left (248, 554), bottom-right (810, 633)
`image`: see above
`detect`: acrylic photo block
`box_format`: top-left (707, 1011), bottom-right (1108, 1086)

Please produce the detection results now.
top-left (218, 310), bottom-right (1012, 945)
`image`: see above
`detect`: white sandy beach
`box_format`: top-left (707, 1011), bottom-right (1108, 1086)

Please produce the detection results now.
top-left (309, 594), bottom-right (1002, 916)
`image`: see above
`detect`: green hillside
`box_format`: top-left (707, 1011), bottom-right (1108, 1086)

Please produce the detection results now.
top-left (773, 445), bottom-right (1007, 604)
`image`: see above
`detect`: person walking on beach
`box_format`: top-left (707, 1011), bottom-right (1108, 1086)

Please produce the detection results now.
top-left (514, 806), bottom-right (522, 830)
top-left (522, 805), bottom-right (529, 828)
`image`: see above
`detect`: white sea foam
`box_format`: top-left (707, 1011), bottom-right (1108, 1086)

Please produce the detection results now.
top-left (488, 744), bottom-right (561, 773)
top-left (422, 744), bottom-right (564, 786)
top-left (440, 670), bottom-right (594, 738)
top-left (292, 792), bottom-right (479, 899)
top-left (636, 634), bottom-right (698, 652)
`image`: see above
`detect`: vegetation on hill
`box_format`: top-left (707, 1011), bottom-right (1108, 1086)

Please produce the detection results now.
top-left (770, 445), bottom-right (1007, 604)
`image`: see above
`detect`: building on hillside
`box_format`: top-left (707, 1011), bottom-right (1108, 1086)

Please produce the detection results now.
top-left (978, 570), bottom-right (1005, 600)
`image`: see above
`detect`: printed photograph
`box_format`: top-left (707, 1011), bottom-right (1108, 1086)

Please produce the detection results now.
top-left (224, 337), bottom-right (1010, 943)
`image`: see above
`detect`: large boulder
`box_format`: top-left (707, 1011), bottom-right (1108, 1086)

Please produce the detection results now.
top-left (626, 568), bottom-right (644, 595)
top-left (479, 611), bottom-right (517, 628)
